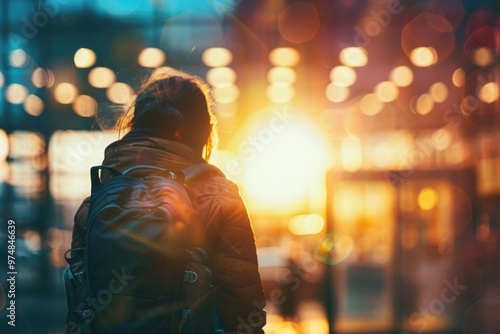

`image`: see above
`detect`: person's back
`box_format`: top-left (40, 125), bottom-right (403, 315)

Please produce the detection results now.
top-left (68, 69), bottom-right (266, 333)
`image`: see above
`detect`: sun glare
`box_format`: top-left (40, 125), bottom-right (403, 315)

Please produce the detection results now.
top-left (233, 108), bottom-right (331, 214)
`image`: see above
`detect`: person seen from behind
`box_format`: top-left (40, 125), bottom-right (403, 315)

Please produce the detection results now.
top-left (69, 68), bottom-right (266, 333)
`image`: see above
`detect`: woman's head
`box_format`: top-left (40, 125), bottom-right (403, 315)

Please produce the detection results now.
top-left (117, 69), bottom-right (217, 160)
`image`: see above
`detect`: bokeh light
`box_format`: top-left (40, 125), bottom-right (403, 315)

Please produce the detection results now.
top-left (74, 48), bottom-right (96, 68)
top-left (138, 47), bottom-right (166, 68)
top-left (269, 47), bottom-right (301, 67)
top-left (0, 129), bottom-right (8, 162)
top-left (360, 93), bottom-right (384, 115)
top-left (266, 84), bottom-right (294, 104)
top-left (6, 83), bottom-right (28, 104)
top-left (326, 83), bottom-right (349, 103)
top-left (32, 68), bottom-right (49, 88)
top-left (415, 93), bottom-right (434, 115)
top-left (213, 84), bottom-right (240, 104)
top-left (452, 68), bottom-right (465, 87)
top-left (288, 214), bottom-right (324, 235)
top-left (472, 47), bottom-right (494, 67)
top-left (374, 81), bottom-right (399, 102)
top-left (478, 82), bottom-right (499, 104)
top-left (314, 233), bottom-right (354, 265)
top-left (202, 47), bottom-right (233, 67)
top-left (236, 109), bottom-right (331, 213)
top-left (88, 67), bottom-right (116, 88)
top-left (46, 69), bottom-right (55, 88)
top-left (389, 66), bottom-right (414, 87)
top-left (429, 82), bottom-right (448, 103)
top-left (418, 188), bottom-right (439, 210)
top-left (432, 128), bottom-right (452, 151)
top-left (54, 83), bottom-right (79, 104)
top-left (410, 47), bottom-right (438, 67)
top-left (329, 66), bottom-right (356, 87)
top-left (24, 95), bottom-right (44, 116)
top-left (206, 67), bottom-right (237, 87)
top-left (339, 47), bottom-right (368, 67)
top-left (402, 13), bottom-right (455, 64)
top-left (73, 95), bottom-right (98, 117)
top-left (267, 67), bottom-right (296, 86)
top-left (106, 82), bottom-right (134, 104)
top-left (9, 49), bottom-right (28, 67)
top-left (341, 135), bottom-right (362, 171)
top-left (0, 71), bottom-right (4, 88)
top-left (278, 1), bottom-right (320, 44)
top-left (23, 229), bottom-right (42, 252)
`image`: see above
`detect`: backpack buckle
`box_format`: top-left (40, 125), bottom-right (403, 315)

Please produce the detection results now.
top-left (184, 270), bottom-right (198, 283)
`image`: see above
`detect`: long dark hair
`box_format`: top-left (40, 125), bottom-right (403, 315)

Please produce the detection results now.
top-left (115, 68), bottom-right (218, 160)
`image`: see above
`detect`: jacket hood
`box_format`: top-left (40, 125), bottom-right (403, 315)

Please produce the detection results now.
top-left (102, 135), bottom-right (206, 172)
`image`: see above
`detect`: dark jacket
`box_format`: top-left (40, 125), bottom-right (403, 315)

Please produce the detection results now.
top-left (71, 135), bottom-right (266, 333)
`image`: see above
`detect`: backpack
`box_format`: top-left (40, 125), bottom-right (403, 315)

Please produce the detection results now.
top-left (63, 164), bottom-right (225, 334)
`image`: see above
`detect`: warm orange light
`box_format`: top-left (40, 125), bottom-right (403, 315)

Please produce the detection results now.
top-left (266, 84), bottom-right (294, 104)
top-left (202, 47), bottom-right (233, 67)
top-left (269, 47), bottom-right (300, 67)
top-left (88, 67), bottom-right (116, 88)
top-left (416, 93), bottom-right (434, 115)
top-left (314, 232), bottom-right (354, 265)
top-left (288, 214), bottom-right (324, 235)
top-left (54, 83), bottom-right (78, 104)
top-left (73, 95), bottom-right (98, 117)
top-left (452, 68), bottom-right (465, 87)
top-left (389, 66), bottom-right (413, 87)
top-left (478, 82), bottom-right (499, 104)
top-left (236, 109), bottom-right (331, 214)
top-left (360, 93), bottom-right (384, 115)
top-left (330, 66), bottom-right (356, 87)
top-left (206, 67), bottom-right (237, 87)
top-left (339, 47), bottom-right (368, 67)
top-left (266, 321), bottom-right (301, 334)
top-left (213, 84), bottom-right (239, 104)
top-left (46, 69), bottom-right (55, 88)
top-left (341, 135), bottom-right (362, 171)
top-left (74, 48), bottom-right (96, 68)
top-left (267, 67), bottom-right (296, 86)
top-left (301, 318), bottom-right (329, 334)
top-left (106, 82), bottom-right (134, 104)
top-left (429, 82), bottom-right (448, 103)
top-left (418, 188), bottom-right (438, 210)
top-left (32, 68), bottom-right (49, 88)
top-left (6, 84), bottom-right (28, 104)
top-left (432, 128), bottom-right (452, 151)
top-left (9, 132), bottom-right (45, 158)
top-left (24, 95), bottom-right (44, 116)
top-left (0, 129), bottom-right (8, 162)
top-left (374, 81), bottom-right (399, 102)
top-left (138, 47), bottom-right (166, 68)
top-left (326, 83), bottom-right (349, 102)
top-left (410, 47), bottom-right (438, 67)
top-left (48, 130), bottom-right (117, 175)
top-left (472, 47), bottom-right (494, 67)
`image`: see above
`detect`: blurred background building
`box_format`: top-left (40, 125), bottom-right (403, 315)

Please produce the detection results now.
top-left (1, 0), bottom-right (500, 333)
